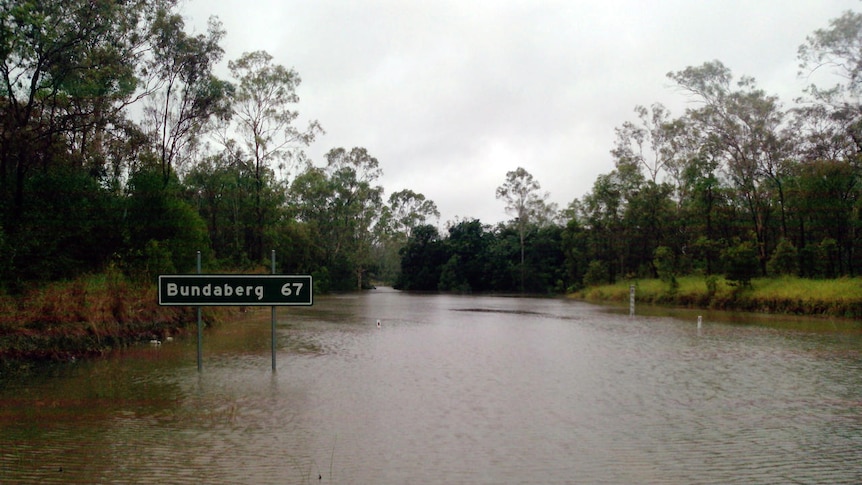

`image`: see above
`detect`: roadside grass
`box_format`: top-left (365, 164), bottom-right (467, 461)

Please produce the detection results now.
top-left (0, 272), bottom-right (227, 366)
top-left (577, 275), bottom-right (862, 318)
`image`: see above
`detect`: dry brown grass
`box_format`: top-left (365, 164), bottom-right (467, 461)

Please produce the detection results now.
top-left (0, 272), bottom-right (224, 365)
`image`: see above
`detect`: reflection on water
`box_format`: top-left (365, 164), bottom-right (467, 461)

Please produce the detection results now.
top-left (2, 288), bottom-right (861, 483)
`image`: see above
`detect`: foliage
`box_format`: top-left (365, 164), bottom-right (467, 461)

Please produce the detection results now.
top-left (123, 168), bottom-right (210, 280)
top-left (767, 238), bottom-right (798, 276)
top-left (222, 50), bottom-right (322, 261)
top-left (583, 260), bottom-right (610, 287)
top-left (395, 224), bottom-right (445, 291)
top-left (722, 239), bottom-right (759, 287)
top-left (653, 245), bottom-right (678, 294)
top-left (579, 276), bottom-right (862, 318)
top-left (3, 3), bottom-right (862, 308)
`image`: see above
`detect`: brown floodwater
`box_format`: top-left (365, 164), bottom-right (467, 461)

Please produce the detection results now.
top-left (1, 288), bottom-right (861, 483)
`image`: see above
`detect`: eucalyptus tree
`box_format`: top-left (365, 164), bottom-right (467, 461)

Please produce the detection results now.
top-left (226, 51), bottom-right (322, 182)
top-left (560, 210), bottom-right (589, 290)
top-left (217, 50), bottom-right (323, 261)
top-left (495, 167), bottom-right (549, 292)
top-left (0, 0), bottom-right (185, 282)
top-left (183, 149), bottom-right (258, 265)
top-left (611, 103), bottom-right (676, 184)
top-left (374, 189), bottom-right (439, 282)
top-left (383, 189), bottom-right (440, 240)
top-left (798, 9), bottom-right (862, 158)
top-left (610, 105), bottom-right (685, 276)
top-left (289, 147), bottom-right (384, 290)
top-left (798, 11), bottom-right (862, 274)
top-left (668, 61), bottom-right (792, 272)
top-left (327, 147), bottom-right (384, 289)
top-left (580, 172), bottom-right (624, 284)
top-left (143, 12), bottom-right (232, 185)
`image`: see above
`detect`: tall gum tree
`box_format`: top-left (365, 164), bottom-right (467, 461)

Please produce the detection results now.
top-left (0, 0), bottom-right (176, 230)
top-left (288, 147), bottom-right (383, 290)
top-left (496, 167), bottom-right (549, 292)
top-left (374, 189), bottom-right (440, 283)
top-left (668, 61), bottom-right (792, 273)
top-left (224, 50), bottom-right (323, 261)
top-left (796, 10), bottom-right (862, 272)
top-left (798, 9), bottom-right (862, 155)
top-left (144, 12), bottom-right (232, 185)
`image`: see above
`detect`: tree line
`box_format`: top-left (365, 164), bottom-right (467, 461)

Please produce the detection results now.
top-left (2, 2), bottom-right (861, 295)
top-left (398, 10), bottom-right (862, 293)
top-left (0, 0), bottom-right (440, 292)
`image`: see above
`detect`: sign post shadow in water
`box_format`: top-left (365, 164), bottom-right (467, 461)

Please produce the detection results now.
top-left (158, 250), bottom-right (313, 372)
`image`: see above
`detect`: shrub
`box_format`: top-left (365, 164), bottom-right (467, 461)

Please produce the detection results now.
top-left (722, 239), bottom-right (758, 287)
top-left (583, 259), bottom-right (609, 287)
top-left (654, 246), bottom-right (679, 294)
top-left (767, 238), bottom-right (798, 276)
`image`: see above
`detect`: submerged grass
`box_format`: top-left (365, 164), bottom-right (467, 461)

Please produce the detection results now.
top-left (577, 275), bottom-right (862, 319)
top-left (0, 272), bottom-right (229, 370)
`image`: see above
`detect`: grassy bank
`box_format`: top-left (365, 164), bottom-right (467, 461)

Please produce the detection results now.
top-left (576, 276), bottom-right (862, 319)
top-left (0, 272), bottom-right (225, 371)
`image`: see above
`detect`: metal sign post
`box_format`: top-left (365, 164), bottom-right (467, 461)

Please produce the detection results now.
top-left (196, 251), bottom-right (202, 372)
top-left (271, 250), bottom-right (277, 372)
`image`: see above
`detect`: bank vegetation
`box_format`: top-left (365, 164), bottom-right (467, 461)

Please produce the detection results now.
top-left (578, 276), bottom-right (862, 319)
top-left (3, 3), bottom-right (862, 366)
top-left (0, 270), bottom-right (232, 371)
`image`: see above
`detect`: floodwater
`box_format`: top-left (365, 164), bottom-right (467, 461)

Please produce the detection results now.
top-left (1, 288), bottom-right (861, 484)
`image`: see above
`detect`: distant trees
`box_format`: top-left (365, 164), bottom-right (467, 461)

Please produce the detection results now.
top-left (496, 167), bottom-right (550, 292)
top-left (3, 2), bottom-right (862, 296)
top-left (395, 217), bottom-right (567, 294)
top-left (561, 9), bottom-right (862, 287)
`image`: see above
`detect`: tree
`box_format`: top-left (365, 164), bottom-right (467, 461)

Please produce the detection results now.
top-left (611, 103), bottom-right (676, 184)
top-left (143, 12), bottom-right (232, 184)
top-left (0, 0), bottom-right (186, 284)
top-left (288, 147), bottom-right (384, 290)
top-left (183, 149), bottom-right (263, 265)
top-left (383, 189), bottom-right (440, 241)
top-left (561, 215), bottom-right (588, 291)
top-left (580, 172), bottom-right (624, 283)
top-left (123, 167), bottom-right (209, 280)
top-left (767, 238), bottom-right (798, 276)
top-left (785, 159), bottom-right (858, 275)
top-left (623, 180), bottom-right (676, 277)
top-left (442, 219), bottom-right (491, 292)
top-left (798, 9), bottom-right (862, 156)
top-left (224, 50), bottom-right (323, 261)
top-left (374, 189), bottom-right (439, 283)
top-left (722, 238), bottom-right (759, 288)
top-left (395, 224), bottom-right (445, 291)
top-left (495, 167), bottom-right (548, 292)
top-left (668, 61), bottom-right (793, 273)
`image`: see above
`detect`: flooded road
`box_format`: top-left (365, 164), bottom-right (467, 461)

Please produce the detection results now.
top-left (2, 288), bottom-right (861, 483)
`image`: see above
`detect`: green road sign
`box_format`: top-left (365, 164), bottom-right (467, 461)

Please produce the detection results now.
top-left (158, 275), bottom-right (313, 306)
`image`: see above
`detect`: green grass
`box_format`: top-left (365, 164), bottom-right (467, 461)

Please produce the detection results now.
top-left (576, 276), bottom-right (862, 318)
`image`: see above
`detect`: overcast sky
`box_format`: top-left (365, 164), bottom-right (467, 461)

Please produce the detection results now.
top-left (181, 0), bottom-right (858, 227)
